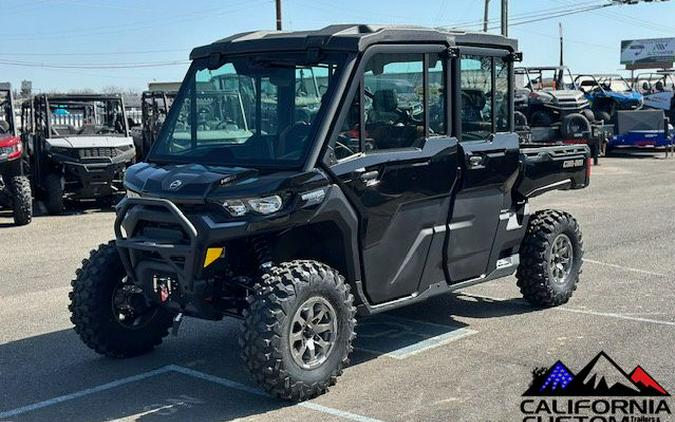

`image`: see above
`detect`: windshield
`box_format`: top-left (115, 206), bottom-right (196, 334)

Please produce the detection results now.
top-left (516, 68), bottom-right (576, 91)
top-left (597, 76), bottom-right (632, 92)
top-left (636, 73), bottom-right (675, 92)
top-left (0, 90), bottom-right (14, 136)
top-left (48, 98), bottom-right (127, 137)
top-left (149, 52), bottom-right (348, 169)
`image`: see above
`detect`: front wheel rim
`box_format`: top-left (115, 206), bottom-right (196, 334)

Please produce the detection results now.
top-left (289, 297), bottom-right (338, 370)
top-left (549, 233), bottom-right (573, 284)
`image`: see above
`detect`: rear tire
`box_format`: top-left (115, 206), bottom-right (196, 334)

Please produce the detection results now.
top-left (44, 173), bottom-right (65, 215)
top-left (240, 260), bottom-right (356, 401)
top-left (516, 210), bottom-right (583, 307)
top-left (561, 113), bottom-right (591, 138)
top-left (595, 110), bottom-right (612, 124)
top-left (10, 175), bottom-right (32, 226)
top-left (69, 241), bottom-right (175, 358)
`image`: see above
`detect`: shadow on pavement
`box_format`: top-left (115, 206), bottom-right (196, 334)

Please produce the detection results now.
top-left (0, 291), bottom-right (537, 421)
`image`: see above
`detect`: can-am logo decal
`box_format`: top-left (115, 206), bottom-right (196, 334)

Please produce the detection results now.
top-left (168, 180), bottom-right (183, 190)
top-left (521, 352), bottom-right (671, 421)
top-left (563, 159), bottom-right (584, 168)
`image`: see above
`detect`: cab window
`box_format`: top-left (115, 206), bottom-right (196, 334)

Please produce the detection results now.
top-left (460, 55), bottom-right (493, 141)
top-left (330, 51), bottom-right (447, 162)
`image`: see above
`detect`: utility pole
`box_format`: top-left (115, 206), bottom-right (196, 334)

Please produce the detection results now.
top-left (275, 0), bottom-right (282, 30)
top-left (501, 0), bottom-right (508, 36)
top-left (559, 22), bottom-right (564, 66)
top-left (483, 0), bottom-right (490, 32)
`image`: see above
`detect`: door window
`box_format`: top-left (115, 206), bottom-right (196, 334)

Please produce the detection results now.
top-left (460, 55), bottom-right (493, 140)
top-left (495, 57), bottom-right (510, 133)
top-left (364, 54), bottom-right (425, 151)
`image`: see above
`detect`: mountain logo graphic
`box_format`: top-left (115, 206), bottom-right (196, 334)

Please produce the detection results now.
top-left (523, 351), bottom-right (669, 396)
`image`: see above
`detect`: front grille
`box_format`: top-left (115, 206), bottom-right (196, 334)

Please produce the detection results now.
top-left (79, 147), bottom-right (118, 159)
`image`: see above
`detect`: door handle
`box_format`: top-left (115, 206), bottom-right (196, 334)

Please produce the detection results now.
top-left (359, 170), bottom-right (379, 182)
top-left (467, 155), bottom-right (485, 169)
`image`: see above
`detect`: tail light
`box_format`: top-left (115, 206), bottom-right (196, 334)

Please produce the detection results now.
top-left (0, 136), bottom-right (22, 162)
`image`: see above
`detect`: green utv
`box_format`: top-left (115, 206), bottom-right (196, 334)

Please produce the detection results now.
top-left (70, 25), bottom-right (590, 400)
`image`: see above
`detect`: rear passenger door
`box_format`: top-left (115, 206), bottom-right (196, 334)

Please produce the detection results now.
top-left (446, 50), bottom-right (521, 282)
top-left (326, 45), bottom-right (459, 304)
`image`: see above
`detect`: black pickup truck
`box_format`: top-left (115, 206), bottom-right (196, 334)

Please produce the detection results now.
top-left (69, 25), bottom-right (590, 401)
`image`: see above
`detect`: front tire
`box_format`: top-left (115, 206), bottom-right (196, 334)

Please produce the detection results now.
top-left (10, 175), bottom-right (32, 226)
top-left (240, 260), bottom-right (356, 401)
top-left (44, 173), bottom-right (65, 215)
top-left (516, 210), bottom-right (583, 307)
top-left (69, 241), bottom-right (175, 358)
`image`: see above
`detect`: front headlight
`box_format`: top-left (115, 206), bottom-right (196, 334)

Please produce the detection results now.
top-left (247, 195), bottom-right (283, 215)
top-left (126, 190), bottom-right (141, 199)
top-left (222, 195), bottom-right (283, 217)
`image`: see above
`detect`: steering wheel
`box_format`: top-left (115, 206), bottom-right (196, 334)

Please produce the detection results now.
top-left (334, 140), bottom-right (355, 159)
top-left (215, 120), bottom-right (237, 130)
top-left (278, 121), bottom-right (311, 157)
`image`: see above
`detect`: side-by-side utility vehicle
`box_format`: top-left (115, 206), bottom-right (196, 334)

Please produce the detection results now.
top-left (131, 89), bottom-right (177, 161)
top-left (0, 83), bottom-right (32, 225)
top-left (574, 74), bottom-right (643, 122)
top-left (21, 94), bottom-right (135, 213)
top-left (70, 25), bottom-right (590, 401)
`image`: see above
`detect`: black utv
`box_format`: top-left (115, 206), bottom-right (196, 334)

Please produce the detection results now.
top-left (0, 83), bottom-right (32, 225)
top-left (131, 90), bottom-right (177, 161)
top-left (21, 94), bottom-right (135, 213)
top-left (70, 25), bottom-right (590, 401)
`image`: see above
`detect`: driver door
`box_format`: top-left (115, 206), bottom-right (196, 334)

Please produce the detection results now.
top-left (327, 46), bottom-right (459, 304)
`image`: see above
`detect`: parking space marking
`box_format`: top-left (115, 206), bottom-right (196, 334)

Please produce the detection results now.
top-left (583, 258), bottom-right (669, 278)
top-left (556, 307), bottom-right (675, 327)
top-left (461, 293), bottom-right (675, 327)
top-left (0, 366), bottom-right (174, 420)
top-left (0, 365), bottom-right (385, 422)
top-left (356, 315), bottom-right (478, 359)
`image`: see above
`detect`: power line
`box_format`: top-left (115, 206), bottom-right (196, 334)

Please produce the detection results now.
top-left (0, 59), bottom-right (190, 69)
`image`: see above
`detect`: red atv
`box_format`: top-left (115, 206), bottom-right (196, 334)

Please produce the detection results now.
top-left (0, 84), bottom-right (32, 226)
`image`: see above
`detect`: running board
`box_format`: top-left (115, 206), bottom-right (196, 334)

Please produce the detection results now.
top-left (355, 254), bottom-right (519, 315)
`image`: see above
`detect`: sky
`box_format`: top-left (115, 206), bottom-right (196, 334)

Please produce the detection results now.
top-left (0, 0), bottom-right (674, 93)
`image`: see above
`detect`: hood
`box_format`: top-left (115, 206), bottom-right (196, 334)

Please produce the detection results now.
top-left (607, 91), bottom-right (643, 104)
top-left (125, 162), bottom-right (327, 203)
top-left (544, 90), bottom-right (586, 102)
top-left (46, 136), bottom-right (134, 149)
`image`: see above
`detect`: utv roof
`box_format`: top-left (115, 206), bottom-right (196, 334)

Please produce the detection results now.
top-left (36, 93), bottom-right (123, 101)
top-left (190, 24), bottom-right (517, 60)
top-left (515, 66), bottom-right (569, 72)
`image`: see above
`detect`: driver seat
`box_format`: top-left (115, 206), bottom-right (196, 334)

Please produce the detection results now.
top-left (369, 89), bottom-right (399, 125)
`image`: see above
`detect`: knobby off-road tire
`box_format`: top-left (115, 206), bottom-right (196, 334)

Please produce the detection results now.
top-left (69, 241), bottom-right (174, 358)
top-left (516, 210), bottom-right (584, 307)
top-left (9, 175), bottom-right (32, 226)
top-left (240, 260), bottom-right (357, 401)
top-left (44, 173), bottom-right (65, 215)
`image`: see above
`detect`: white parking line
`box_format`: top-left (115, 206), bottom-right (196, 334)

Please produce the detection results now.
top-left (0, 365), bottom-right (385, 422)
top-left (461, 293), bottom-right (675, 327)
top-left (556, 307), bottom-right (675, 327)
top-left (356, 315), bottom-right (478, 359)
top-left (583, 258), bottom-right (669, 278)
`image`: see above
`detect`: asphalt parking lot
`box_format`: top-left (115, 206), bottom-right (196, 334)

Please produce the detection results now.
top-left (1, 152), bottom-right (674, 422)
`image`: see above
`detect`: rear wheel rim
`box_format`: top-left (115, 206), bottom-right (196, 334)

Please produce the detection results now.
top-left (549, 234), bottom-right (573, 284)
top-left (289, 297), bottom-right (337, 370)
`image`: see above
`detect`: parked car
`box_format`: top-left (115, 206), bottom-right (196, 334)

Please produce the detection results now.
top-left (574, 74), bottom-right (643, 122)
top-left (21, 94), bottom-right (135, 213)
top-left (69, 24), bottom-right (590, 401)
top-left (0, 83), bottom-right (32, 225)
